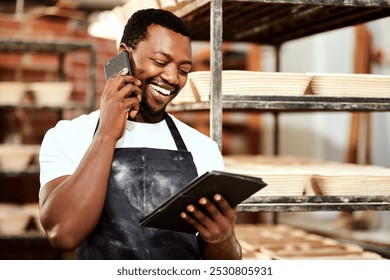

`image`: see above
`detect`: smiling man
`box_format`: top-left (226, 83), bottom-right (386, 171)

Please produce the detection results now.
top-left (38, 8), bottom-right (242, 260)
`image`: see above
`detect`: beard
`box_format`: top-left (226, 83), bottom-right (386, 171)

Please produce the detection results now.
top-left (138, 95), bottom-right (166, 120)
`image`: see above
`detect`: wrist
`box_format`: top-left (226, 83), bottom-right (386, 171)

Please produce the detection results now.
top-left (204, 235), bottom-right (242, 260)
top-left (92, 129), bottom-right (119, 148)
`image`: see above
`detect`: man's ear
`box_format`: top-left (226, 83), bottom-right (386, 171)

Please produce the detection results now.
top-left (119, 43), bottom-right (128, 52)
top-left (118, 45), bottom-right (135, 74)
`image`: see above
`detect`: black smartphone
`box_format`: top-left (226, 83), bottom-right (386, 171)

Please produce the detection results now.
top-left (104, 51), bottom-right (132, 81)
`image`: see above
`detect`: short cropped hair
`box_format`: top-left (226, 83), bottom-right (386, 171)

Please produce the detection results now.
top-left (120, 8), bottom-right (191, 49)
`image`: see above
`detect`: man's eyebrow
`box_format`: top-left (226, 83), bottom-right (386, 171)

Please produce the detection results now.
top-left (153, 51), bottom-right (192, 65)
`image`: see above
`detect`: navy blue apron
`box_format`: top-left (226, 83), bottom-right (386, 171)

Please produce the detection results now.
top-left (77, 113), bottom-right (200, 259)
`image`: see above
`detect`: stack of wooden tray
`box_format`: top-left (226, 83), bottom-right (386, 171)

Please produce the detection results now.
top-left (310, 73), bottom-right (390, 97)
top-left (235, 224), bottom-right (384, 260)
top-left (172, 71), bottom-right (390, 105)
top-left (173, 71), bottom-right (312, 104)
top-left (224, 155), bottom-right (390, 196)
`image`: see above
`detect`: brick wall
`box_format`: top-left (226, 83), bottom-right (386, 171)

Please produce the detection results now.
top-left (0, 14), bottom-right (118, 103)
top-left (0, 14), bottom-right (118, 144)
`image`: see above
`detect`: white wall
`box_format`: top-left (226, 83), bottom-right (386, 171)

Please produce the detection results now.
top-left (262, 18), bottom-right (390, 167)
top-left (369, 18), bottom-right (390, 168)
top-left (271, 18), bottom-right (390, 225)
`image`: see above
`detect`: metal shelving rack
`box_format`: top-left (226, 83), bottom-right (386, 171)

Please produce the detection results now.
top-left (238, 195), bottom-right (390, 212)
top-left (173, 0), bottom-right (390, 149)
top-left (0, 37), bottom-right (96, 113)
top-left (171, 0), bottom-right (390, 213)
top-left (0, 38), bottom-right (96, 258)
top-left (169, 96), bottom-right (390, 112)
top-left (0, 37), bottom-right (96, 178)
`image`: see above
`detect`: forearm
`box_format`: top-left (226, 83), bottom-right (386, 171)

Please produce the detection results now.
top-left (40, 133), bottom-right (117, 251)
top-left (203, 234), bottom-right (242, 260)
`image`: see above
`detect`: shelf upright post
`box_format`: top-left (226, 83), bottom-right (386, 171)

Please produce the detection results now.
top-left (210, 0), bottom-right (223, 151)
top-left (15, 0), bottom-right (24, 19)
top-left (88, 45), bottom-right (96, 112)
top-left (273, 44), bottom-right (282, 156)
top-left (271, 43), bottom-right (282, 225)
top-left (58, 52), bottom-right (65, 81)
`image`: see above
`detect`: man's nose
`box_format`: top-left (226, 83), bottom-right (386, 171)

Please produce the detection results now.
top-left (161, 64), bottom-right (179, 85)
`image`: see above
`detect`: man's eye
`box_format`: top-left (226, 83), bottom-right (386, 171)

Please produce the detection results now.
top-left (153, 60), bottom-right (166, 66)
top-left (179, 69), bottom-right (190, 76)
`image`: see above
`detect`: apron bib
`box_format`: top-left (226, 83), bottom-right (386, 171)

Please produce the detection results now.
top-left (78, 113), bottom-right (200, 259)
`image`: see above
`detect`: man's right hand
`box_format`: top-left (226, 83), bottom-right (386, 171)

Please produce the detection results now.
top-left (98, 68), bottom-right (142, 141)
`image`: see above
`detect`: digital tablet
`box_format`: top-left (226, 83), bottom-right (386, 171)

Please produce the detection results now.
top-left (139, 170), bottom-right (267, 233)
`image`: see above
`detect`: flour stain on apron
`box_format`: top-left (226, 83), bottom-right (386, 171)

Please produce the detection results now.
top-left (78, 113), bottom-right (200, 259)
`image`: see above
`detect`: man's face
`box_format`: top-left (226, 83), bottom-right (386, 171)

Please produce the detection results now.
top-left (129, 24), bottom-right (192, 120)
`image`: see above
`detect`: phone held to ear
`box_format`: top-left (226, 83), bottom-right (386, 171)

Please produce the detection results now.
top-left (104, 51), bottom-right (132, 81)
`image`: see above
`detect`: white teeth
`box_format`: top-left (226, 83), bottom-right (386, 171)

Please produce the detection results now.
top-left (150, 83), bottom-right (172, 96)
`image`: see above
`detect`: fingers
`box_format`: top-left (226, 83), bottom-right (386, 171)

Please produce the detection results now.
top-left (180, 207), bottom-right (205, 231)
top-left (127, 99), bottom-right (140, 119)
top-left (180, 194), bottom-right (234, 228)
top-left (119, 81), bottom-right (141, 119)
top-left (107, 67), bottom-right (141, 94)
top-left (181, 194), bottom-right (237, 244)
top-left (115, 77), bottom-right (142, 98)
top-left (212, 194), bottom-right (232, 215)
top-left (199, 196), bottom-right (222, 219)
top-left (103, 67), bottom-right (142, 114)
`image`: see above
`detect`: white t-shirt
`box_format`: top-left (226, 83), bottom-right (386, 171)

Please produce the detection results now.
top-left (39, 110), bottom-right (224, 189)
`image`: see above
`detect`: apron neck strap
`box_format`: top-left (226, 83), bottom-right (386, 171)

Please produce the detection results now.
top-left (164, 112), bottom-right (188, 151)
top-left (93, 118), bottom-right (100, 136)
top-left (93, 113), bottom-right (188, 152)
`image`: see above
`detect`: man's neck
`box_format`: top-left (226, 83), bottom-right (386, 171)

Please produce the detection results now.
top-left (132, 111), bottom-right (165, 123)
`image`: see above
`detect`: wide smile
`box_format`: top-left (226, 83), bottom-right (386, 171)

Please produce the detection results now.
top-left (149, 83), bottom-right (175, 97)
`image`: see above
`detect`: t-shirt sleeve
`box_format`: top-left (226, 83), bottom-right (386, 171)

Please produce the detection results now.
top-left (39, 123), bottom-right (77, 190)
